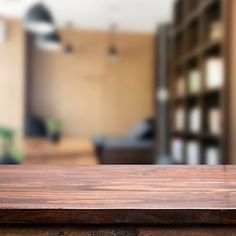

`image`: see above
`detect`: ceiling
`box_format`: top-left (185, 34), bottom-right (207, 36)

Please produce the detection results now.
top-left (0, 0), bottom-right (175, 32)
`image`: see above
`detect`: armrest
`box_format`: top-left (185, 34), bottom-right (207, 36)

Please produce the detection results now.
top-left (99, 140), bottom-right (155, 164)
top-left (103, 139), bottom-right (154, 149)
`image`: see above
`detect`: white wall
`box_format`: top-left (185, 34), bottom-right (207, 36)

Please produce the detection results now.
top-left (0, 0), bottom-right (174, 32)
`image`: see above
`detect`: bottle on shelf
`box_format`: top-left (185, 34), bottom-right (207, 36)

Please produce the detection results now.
top-left (188, 69), bottom-right (201, 94)
top-left (205, 57), bottom-right (224, 89)
top-left (209, 21), bottom-right (223, 41)
top-left (186, 141), bottom-right (201, 165)
top-left (176, 77), bottom-right (186, 97)
top-left (175, 107), bottom-right (185, 131)
top-left (208, 108), bottom-right (221, 135)
top-left (171, 138), bottom-right (185, 164)
top-left (189, 107), bottom-right (201, 133)
top-left (205, 146), bottom-right (220, 165)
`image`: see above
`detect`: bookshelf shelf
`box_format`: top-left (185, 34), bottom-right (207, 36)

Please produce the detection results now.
top-left (172, 130), bottom-right (221, 141)
top-left (170, 0), bottom-right (229, 165)
top-left (187, 93), bottom-right (202, 99)
top-left (173, 39), bottom-right (222, 68)
top-left (202, 133), bottom-right (221, 140)
top-left (203, 88), bottom-right (222, 95)
top-left (173, 0), bottom-right (218, 35)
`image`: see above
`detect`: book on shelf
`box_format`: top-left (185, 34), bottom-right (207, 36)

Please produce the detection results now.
top-left (205, 146), bottom-right (220, 165)
top-left (205, 57), bottom-right (224, 89)
top-left (208, 108), bottom-right (221, 135)
top-left (188, 69), bottom-right (201, 94)
top-left (175, 107), bottom-right (185, 131)
top-left (176, 77), bottom-right (186, 97)
top-left (186, 141), bottom-right (201, 165)
top-left (171, 138), bottom-right (185, 164)
top-left (189, 107), bottom-right (201, 133)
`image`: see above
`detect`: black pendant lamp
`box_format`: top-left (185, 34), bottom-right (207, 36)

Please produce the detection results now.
top-left (108, 23), bottom-right (119, 60)
top-left (25, 3), bottom-right (55, 35)
top-left (109, 45), bottom-right (118, 59)
top-left (36, 32), bottom-right (62, 51)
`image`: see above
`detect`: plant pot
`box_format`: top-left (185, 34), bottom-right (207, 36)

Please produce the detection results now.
top-left (48, 133), bottom-right (61, 143)
top-left (0, 154), bottom-right (18, 165)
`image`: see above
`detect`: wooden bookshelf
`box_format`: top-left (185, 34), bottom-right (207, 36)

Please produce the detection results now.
top-left (170, 0), bottom-right (230, 164)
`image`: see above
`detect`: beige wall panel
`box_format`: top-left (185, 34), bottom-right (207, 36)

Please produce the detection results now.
top-left (0, 19), bottom-right (26, 139)
top-left (32, 30), bottom-right (154, 138)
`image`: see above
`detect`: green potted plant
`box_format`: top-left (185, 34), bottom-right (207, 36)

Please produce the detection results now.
top-left (45, 119), bottom-right (61, 143)
top-left (0, 127), bottom-right (24, 165)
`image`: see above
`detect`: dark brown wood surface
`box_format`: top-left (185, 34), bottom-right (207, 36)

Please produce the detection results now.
top-left (1, 226), bottom-right (236, 236)
top-left (1, 165), bottom-right (236, 225)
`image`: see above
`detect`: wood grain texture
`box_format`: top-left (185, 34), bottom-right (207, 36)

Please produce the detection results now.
top-left (1, 166), bottom-right (236, 225)
top-left (31, 29), bottom-right (155, 138)
top-left (1, 226), bottom-right (236, 236)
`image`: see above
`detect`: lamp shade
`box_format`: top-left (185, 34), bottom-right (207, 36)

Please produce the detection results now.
top-left (64, 43), bottom-right (75, 56)
top-left (25, 3), bottom-right (55, 35)
top-left (108, 45), bottom-right (118, 60)
top-left (36, 32), bottom-right (62, 51)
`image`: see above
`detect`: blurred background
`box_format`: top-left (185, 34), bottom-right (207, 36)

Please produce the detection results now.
top-left (0, 0), bottom-right (235, 165)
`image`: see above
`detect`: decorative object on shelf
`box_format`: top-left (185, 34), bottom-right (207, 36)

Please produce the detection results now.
top-left (45, 119), bottom-right (61, 143)
top-left (176, 77), bottom-right (186, 97)
top-left (209, 108), bottom-right (221, 135)
top-left (108, 23), bottom-right (119, 60)
top-left (25, 3), bottom-right (55, 35)
top-left (205, 57), bottom-right (224, 89)
top-left (175, 107), bottom-right (185, 131)
top-left (0, 127), bottom-right (24, 165)
top-left (0, 19), bottom-right (7, 43)
top-left (205, 146), bottom-right (220, 165)
top-left (188, 69), bottom-right (201, 94)
top-left (171, 138), bottom-right (185, 163)
top-left (36, 32), bottom-right (62, 51)
top-left (210, 21), bottom-right (223, 41)
top-left (186, 141), bottom-right (201, 165)
top-left (189, 107), bottom-right (201, 133)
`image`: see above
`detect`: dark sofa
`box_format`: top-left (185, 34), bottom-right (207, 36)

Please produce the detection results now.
top-left (94, 119), bottom-right (156, 164)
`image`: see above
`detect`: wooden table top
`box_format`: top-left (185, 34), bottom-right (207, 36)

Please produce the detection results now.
top-left (1, 165), bottom-right (236, 225)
